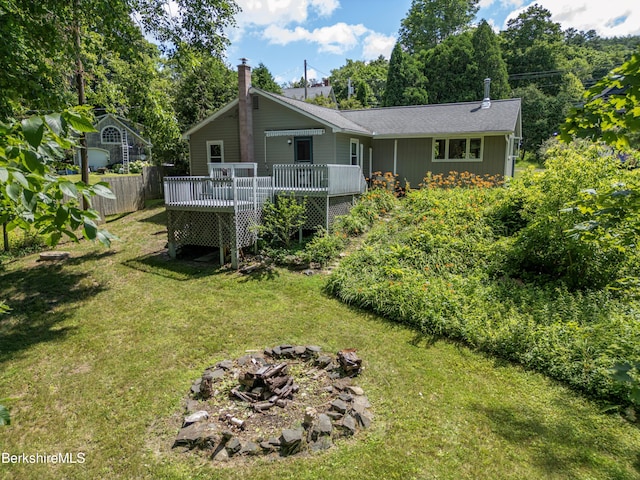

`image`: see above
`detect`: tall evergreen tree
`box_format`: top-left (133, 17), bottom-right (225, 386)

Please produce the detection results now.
top-left (422, 32), bottom-right (476, 104)
top-left (252, 63), bottom-right (282, 94)
top-left (383, 43), bottom-right (406, 106)
top-left (383, 43), bottom-right (428, 106)
top-left (471, 19), bottom-right (510, 100)
top-left (399, 0), bottom-right (479, 53)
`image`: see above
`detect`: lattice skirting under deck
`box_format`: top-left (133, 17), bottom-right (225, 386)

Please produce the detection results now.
top-left (167, 210), bottom-right (261, 251)
top-left (299, 195), bottom-right (355, 231)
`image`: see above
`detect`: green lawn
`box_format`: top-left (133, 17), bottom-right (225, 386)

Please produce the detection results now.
top-left (1, 204), bottom-right (639, 479)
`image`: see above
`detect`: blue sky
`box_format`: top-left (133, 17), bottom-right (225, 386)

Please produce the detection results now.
top-left (223, 0), bottom-right (640, 85)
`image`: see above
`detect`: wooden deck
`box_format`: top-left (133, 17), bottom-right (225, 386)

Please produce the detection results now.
top-left (164, 164), bottom-right (367, 212)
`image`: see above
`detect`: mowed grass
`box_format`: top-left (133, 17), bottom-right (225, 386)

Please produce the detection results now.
top-left (1, 204), bottom-right (639, 480)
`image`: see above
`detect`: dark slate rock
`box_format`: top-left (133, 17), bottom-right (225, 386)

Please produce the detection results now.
top-left (341, 414), bottom-right (357, 436)
top-left (173, 422), bottom-right (219, 448)
top-left (280, 347), bottom-right (295, 357)
top-left (330, 399), bottom-right (348, 414)
top-left (237, 355), bottom-right (253, 366)
top-left (347, 385), bottom-right (365, 396)
top-left (338, 392), bottom-right (353, 403)
top-left (225, 437), bottom-right (242, 455)
top-left (203, 368), bottom-right (225, 381)
top-left (326, 411), bottom-right (343, 420)
top-left (352, 395), bottom-right (371, 414)
top-left (355, 410), bottom-right (373, 429)
top-left (190, 379), bottom-right (202, 395)
top-left (294, 345), bottom-right (307, 355)
top-left (315, 355), bottom-right (333, 368)
top-left (310, 436), bottom-right (332, 452)
top-left (280, 428), bottom-right (304, 456)
top-left (272, 346), bottom-right (282, 356)
top-left (268, 436), bottom-right (281, 446)
top-left (216, 360), bottom-right (234, 370)
top-left (212, 447), bottom-right (229, 462)
top-left (306, 345), bottom-right (322, 354)
top-left (264, 347), bottom-right (273, 356)
top-left (240, 441), bottom-right (260, 456)
top-left (317, 414), bottom-right (333, 436)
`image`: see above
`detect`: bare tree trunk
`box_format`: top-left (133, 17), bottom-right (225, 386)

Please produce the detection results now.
top-left (73, 0), bottom-right (89, 209)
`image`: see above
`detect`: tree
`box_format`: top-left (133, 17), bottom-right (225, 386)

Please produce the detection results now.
top-left (422, 33), bottom-right (476, 104)
top-left (252, 63), bottom-right (282, 94)
top-left (0, 109), bottom-right (116, 247)
top-left (330, 57), bottom-right (389, 107)
top-left (471, 20), bottom-right (510, 100)
top-left (398, 0), bottom-right (479, 53)
top-left (174, 56), bottom-right (237, 130)
top-left (356, 81), bottom-right (371, 108)
top-left (1, 0), bottom-right (239, 186)
top-left (383, 43), bottom-right (428, 106)
top-left (561, 49), bottom-right (640, 149)
top-left (501, 4), bottom-right (564, 95)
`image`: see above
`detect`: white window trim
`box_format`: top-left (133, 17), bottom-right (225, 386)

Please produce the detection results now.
top-left (101, 126), bottom-right (122, 145)
top-left (432, 136), bottom-right (484, 162)
top-left (206, 140), bottom-right (224, 163)
top-left (350, 138), bottom-right (360, 166)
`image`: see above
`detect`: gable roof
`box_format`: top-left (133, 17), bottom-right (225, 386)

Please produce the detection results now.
top-left (95, 114), bottom-right (152, 146)
top-left (341, 99), bottom-right (522, 138)
top-left (254, 88), bottom-right (371, 135)
top-left (182, 88), bottom-right (522, 140)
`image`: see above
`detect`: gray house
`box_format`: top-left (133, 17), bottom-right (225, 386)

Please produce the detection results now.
top-left (165, 61), bottom-right (522, 266)
top-left (78, 114), bottom-right (152, 172)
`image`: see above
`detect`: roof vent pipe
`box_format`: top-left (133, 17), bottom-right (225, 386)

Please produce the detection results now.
top-left (481, 78), bottom-right (491, 109)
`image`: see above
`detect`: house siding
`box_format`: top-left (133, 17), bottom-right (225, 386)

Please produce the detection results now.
top-left (425, 135), bottom-right (505, 177)
top-left (255, 97), bottom-right (336, 175)
top-left (372, 135), bottom-right (507, 186)
top-left (188, 107), bottom-right (241, 176)
top-left (83, 116), bottom-right (150, 168)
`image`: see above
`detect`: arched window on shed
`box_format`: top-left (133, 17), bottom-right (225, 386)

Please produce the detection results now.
top-left (101, 126), bottom-right (122, 144)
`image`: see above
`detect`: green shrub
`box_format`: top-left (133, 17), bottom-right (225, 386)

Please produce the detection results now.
top-left (333, 188), bottom-right (398, 236)
top-left (303, 228), bottom-right (347, 266)
top-left (257, 193), bottom-right (307, 248)
top-left (327, 153), bottom-right (640, 407)
top-left (489, 142), bottom-right (631, 289)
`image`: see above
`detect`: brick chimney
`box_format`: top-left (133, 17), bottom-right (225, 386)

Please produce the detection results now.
top-left (238, 58), bottom-right (254, 163)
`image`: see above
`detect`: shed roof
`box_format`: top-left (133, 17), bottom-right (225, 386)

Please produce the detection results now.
top-left (341, 99), bottom-right (522, 137)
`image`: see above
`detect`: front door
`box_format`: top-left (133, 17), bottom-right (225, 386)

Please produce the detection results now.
top-left (294, 137), bottom-right (313, 163)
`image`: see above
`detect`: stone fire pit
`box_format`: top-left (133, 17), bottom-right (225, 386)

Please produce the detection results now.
top-left (173, 345), bottom-right (373, 462)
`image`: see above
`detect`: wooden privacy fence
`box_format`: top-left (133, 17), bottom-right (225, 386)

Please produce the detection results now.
top-left (70, 166), bottom-right (163, 220)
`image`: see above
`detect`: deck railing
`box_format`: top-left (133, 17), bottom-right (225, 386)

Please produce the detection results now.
top-left (207, 162), bottom-right (257, 179)
top-left (164, 164), bottom-right (366, 210)
top-left (164, 176), bottom-right (273, 211)
top-left (273, 164), bottom-right (366, 195)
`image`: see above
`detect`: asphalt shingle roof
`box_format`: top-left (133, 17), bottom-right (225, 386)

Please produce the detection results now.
top-left (255, 88), bottom-right (371, 135)
top-left (341, 99), bottom-right (522, 137)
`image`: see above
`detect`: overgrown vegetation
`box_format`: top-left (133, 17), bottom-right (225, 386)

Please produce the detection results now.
top-left (2, 203), bottom-right (640, 479)
top-left (328, 146), bottom-right (640, 407)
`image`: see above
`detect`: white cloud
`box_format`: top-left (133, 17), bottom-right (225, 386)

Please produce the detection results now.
top-left (235, 0), bottom-right (338, 28)
top-left (362, 32), bottom-right (396, 60)
top-left (263, 22), bottom-right (370, 55)
top-left (310, 0), bottom-right (340, 17)
top-left (502, 0), bottom-right (640, 36)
